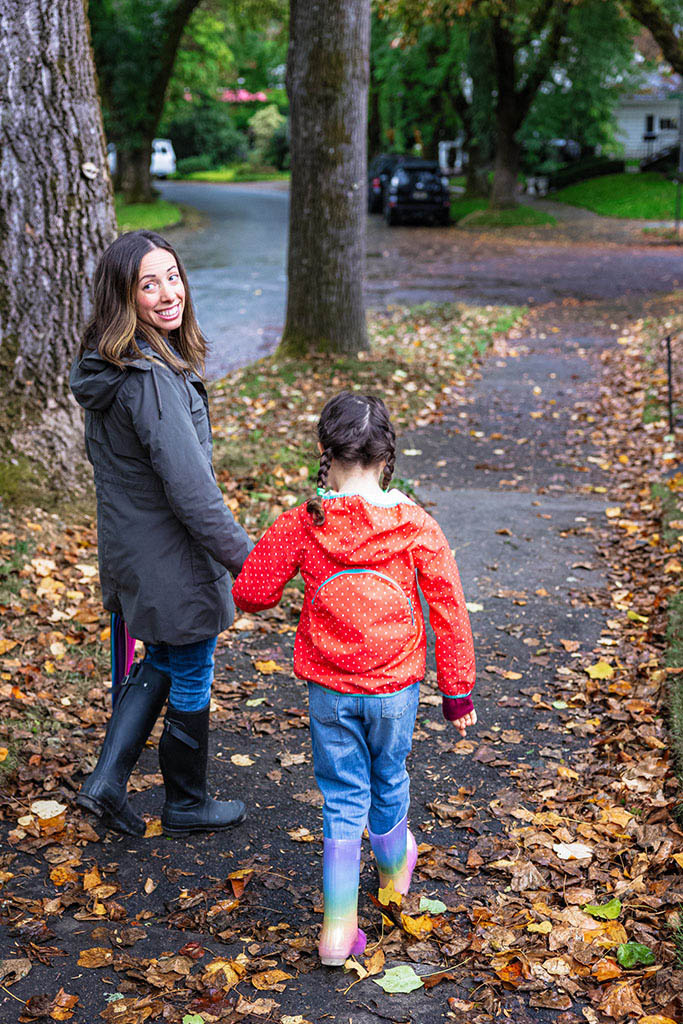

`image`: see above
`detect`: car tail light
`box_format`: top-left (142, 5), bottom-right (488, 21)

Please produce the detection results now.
top-left (372, 177), bottom-right (381, 187)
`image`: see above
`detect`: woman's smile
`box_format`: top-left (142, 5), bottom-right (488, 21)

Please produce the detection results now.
top-left (136, 248), bottom-right (186, 336)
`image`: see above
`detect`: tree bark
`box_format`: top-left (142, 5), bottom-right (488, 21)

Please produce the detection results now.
top-left (117, 143), bottom-right (155, 204)
top-left (0, 0), bottom-right (116, 467)
top-left (280, 0), bottom-right (370, 356)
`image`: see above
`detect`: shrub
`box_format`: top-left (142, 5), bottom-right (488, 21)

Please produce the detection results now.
top-left (264, 119), bottom-right (290, 170)
top-left (248, 104), bottom-right (287, 159)
top-left (176, 154), bottom-right (215, 176)
top-left (162, 101), bottom-right (248, 167)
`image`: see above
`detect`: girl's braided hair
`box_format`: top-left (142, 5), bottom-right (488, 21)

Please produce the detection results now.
top-left (307, 392), bottom-right (397, 526)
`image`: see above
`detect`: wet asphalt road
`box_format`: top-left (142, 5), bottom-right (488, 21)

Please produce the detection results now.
top-left (160, 180), bottom-right (683, 378)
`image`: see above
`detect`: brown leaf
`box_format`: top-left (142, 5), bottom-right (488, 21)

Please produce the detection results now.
top-left (598, 982), bottom-right (643, 1019)
top-left (250, 968), bottom-right (292, 990)
top-left (77, 947), bottom-right (114, 968)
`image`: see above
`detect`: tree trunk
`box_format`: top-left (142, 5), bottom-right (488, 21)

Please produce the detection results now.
top-left (0, 0), bottom-right (116, 470)
top-left (118, 143), bottom-right (155, 204)
top-left (280, 0), bottom-right (370, 356)
top-left (465, 140), bottom-right (490, 198)
top-left (490, 112), bottom-right (521, 209)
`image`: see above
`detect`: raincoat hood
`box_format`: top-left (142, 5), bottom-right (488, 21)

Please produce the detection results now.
top-left (70, 347), bottom-right (153, 413)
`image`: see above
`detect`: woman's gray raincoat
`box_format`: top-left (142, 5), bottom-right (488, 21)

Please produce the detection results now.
top-left (70, 347), bottom-right (253, 645)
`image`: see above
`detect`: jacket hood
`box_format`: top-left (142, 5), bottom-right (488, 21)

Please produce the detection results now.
top-left (70, 347), bottom-right (152, 412)
top-left (305, 491), bottom-right (423, 568)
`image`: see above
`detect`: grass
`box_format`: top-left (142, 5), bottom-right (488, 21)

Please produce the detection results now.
top-left (554, 172), bottom-right (679, 220)
top-left (178, 163), bottom-right (290, 184)
top-left (208, 302), bottom-right (526, 536)
top-left (450, 199), bottom-right (556, 227)
top-left (115, 195), bottom-right (183, 232)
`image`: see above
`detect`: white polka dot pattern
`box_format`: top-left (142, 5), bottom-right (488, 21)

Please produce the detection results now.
top-left (232, 492), bottom-right (476, 700)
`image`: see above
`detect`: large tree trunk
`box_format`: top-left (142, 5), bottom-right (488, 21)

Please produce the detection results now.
top-left (117, 143), bottom-right (155, 204)
top-left (0, 0), bottom-right (116, 471)
top-left (490, 111), bottom-right (521, 209)
top-left (280, 0), bottom-right (370, 356)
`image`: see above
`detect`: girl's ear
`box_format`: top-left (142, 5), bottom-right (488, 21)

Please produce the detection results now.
top-left (317, 441), bottom-right (324, 455)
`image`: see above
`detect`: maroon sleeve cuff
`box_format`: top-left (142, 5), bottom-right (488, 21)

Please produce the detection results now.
top-left (442, 695), bottom-right (474, 721)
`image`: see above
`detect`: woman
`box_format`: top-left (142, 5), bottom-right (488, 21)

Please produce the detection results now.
top-left (71, 230), bottom-right (252, 837)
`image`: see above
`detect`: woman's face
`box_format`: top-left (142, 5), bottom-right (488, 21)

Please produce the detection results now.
top-left (135, 247), bottom-right (185, 337)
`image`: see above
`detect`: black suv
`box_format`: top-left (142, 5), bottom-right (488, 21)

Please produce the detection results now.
top-left (367, 153), bottom-right (402, 213)
top-left (383, 159), bottom-right (450, 226)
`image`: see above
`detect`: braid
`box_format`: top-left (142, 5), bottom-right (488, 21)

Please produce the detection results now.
top-left (381, 421), bottom-right (396, 490)
top-left (306, 448), bottom-right (332, 526)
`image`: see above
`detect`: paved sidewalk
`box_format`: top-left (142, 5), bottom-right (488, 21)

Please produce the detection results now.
top-left (0, 301), bottom-right (630, 1024)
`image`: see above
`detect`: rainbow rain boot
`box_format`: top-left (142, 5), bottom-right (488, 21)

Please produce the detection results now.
top-left (318, 838), bottom-right (367, 966)
top-left (368, 815), bottom-right (418, 895)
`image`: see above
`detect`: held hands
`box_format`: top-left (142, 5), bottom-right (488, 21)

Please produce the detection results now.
top-left (454, 709), bottom-right (477, 738)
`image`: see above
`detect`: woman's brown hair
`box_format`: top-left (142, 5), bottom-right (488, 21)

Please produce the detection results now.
top-left (81, 230), bottom-right (206, 375)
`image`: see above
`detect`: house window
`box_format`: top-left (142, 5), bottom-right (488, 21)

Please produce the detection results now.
top-left (645, 114), bottom-right (655, 134)
top-left (660, 117), bottom-right (678, 131)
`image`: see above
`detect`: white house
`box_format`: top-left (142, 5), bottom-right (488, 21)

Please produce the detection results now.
top-left (614, 68), bottom-right (682, 161)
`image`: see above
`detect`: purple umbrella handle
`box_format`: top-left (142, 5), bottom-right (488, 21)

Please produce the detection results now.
top-left (111, 613), bottom-right (136, 708)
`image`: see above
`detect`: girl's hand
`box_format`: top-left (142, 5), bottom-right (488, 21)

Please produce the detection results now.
top-left (454, 709), bottom-right (477, 738)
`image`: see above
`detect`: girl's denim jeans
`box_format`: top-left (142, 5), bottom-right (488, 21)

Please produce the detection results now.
top-left (308, 681), bottom-right (420, 840)
top-left (143, 636), bottom-right (217, 712)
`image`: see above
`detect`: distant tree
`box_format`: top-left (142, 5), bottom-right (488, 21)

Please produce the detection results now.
top-left (281, 0), bottom-right (371, 356)
top-left (89, 0), bottom-right (203, 203)
top-left (623, 0), bottom-right (683, 74)
top-left (0, 0), bottom-right (115, 467)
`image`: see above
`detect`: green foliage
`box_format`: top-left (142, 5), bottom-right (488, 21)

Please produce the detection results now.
top-left (263, 118), bottom-right (290, 169)
top-left (616, 942), bottom-right (656, 968)
top-left (248, 104), bottom-right (287, 157)
top-left (161, 100), bottom-right (248, 165)
top-left (178, 163), bottom-right (289, 182)
top-left (163, 8), bottom-right (236, 121)
top-left (517, 0), bottom-right (640, 168)
top-left (555, 172), bottom-right (680, 219)
top-left (583, 898), bottom-right (622, 920)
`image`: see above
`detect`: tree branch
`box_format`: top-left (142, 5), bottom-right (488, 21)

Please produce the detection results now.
top-left (147, 0), bottom-right (204, 129)
top-left (623, 0), bottom-right (683, 75)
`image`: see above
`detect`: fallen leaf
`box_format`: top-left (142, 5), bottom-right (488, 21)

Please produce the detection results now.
top-left (584, 898), bottom-right (622, 920)
top-left (586, 660), bottom-right (614, 680)
top-left (231, 754), bottom-right (254, 767)
top-left (250, 968), bottom-right (292, 990)
top-left (77, 948), bottom-right (113, 968)
top-left (0, 958), bottom-right (31, 986)
top-left (373, 964), bottom-right (424, 993)
top-left (553, 841), bottom-right (593, 861)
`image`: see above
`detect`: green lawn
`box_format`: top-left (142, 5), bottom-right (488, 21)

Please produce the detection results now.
top-left (178, 164), bottom-right (290, 184)
top-left (453, 201), bottom-right (556, 227)
top-left (554, 172), bottom-right (679, 219)
top-left (115, 196), bottom-right (182, 233)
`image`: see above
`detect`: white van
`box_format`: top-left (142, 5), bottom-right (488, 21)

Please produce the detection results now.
top-left (106, 139), bottom-right (177, 179)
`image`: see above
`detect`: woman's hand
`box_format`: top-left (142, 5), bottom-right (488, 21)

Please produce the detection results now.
top-left (454, 709), bottom-right (477, 738)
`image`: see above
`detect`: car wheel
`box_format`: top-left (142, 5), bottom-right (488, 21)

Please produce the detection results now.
top-left (437, 210), bottom-right (450, 226)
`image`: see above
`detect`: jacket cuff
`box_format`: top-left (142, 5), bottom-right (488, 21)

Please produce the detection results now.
top-left (442, 694), bottom-right (474, 721)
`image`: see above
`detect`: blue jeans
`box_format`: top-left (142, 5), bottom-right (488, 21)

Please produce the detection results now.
top-left (143, 637), bottom-right (217, 712)
top-left (308, 681), bottom-right (420, 840)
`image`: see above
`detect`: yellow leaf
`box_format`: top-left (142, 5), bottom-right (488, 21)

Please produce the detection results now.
top-left (253, 659), bottom-right (287, 674)
top-left (527, 920), bottom-right (552, 934)
top-left (287, 826), bottom-right (315, 842)
top-left (231, 754), bottom-right (254, 767)
top-left (50, 865), bottom-right (79, 887)
top-left (557, 765), bottom-right (579, 780)
top-left (640, 1017), bottom-right (679, 1024)
top-left (378, 878), bottom-right (402, 907)
top-left (144, 877), bottom-right (157, 895)
top-left (144, 818), bottom-right (163, 837)
top-left (401, 912), bottom-right (433, 939)
top-left (0, 748), bottom-right (8, 762)
top-left (586, 660), bottom-right (614, 680)
top-left (605, 507), bottom-right (621, 518)
top-left (251, 968), bottom-right (293, 989)
top-left (82, 866), bottom-right (101, 891)
top-left (0, 637), bottom-right (17, 655)
top-left (672, 852), bottom-right (683, 868)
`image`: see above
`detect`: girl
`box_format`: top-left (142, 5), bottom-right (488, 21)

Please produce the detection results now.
top-left (232, 392), bottom-right (476, 965)
top-left (70, 230), bottom-right (252, 837)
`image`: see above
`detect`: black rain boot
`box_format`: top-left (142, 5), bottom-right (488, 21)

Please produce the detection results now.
top-left (77, 661), bottom-right (170, 835)
top-left (159, 702), bottom-right (246, 836)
